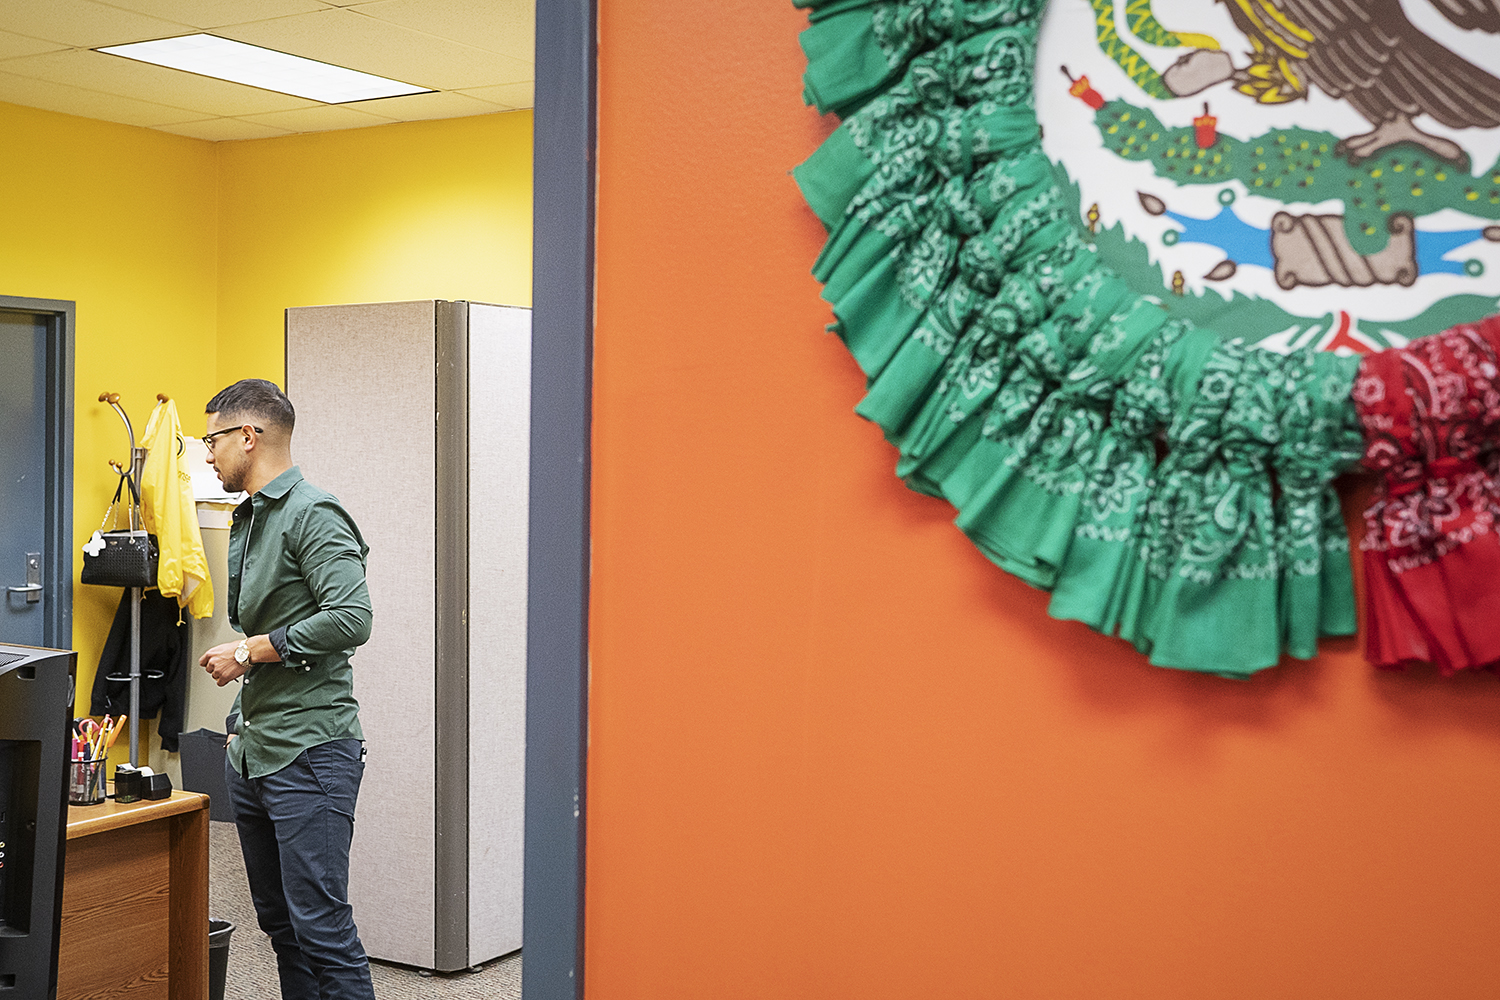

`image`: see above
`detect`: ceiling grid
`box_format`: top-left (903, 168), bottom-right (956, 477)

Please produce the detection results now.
top-left (0, 0), bottom-right (534, 140)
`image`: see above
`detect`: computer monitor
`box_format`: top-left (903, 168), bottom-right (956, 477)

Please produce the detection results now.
top-left (0, 645), bottom-right (76, 1000)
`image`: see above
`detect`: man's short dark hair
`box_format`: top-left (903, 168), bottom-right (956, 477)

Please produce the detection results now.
top-left (206, 379), bottom-right (296, 433)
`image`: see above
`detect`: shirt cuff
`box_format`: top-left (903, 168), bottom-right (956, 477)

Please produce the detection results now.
top-left (268, 627), bottom-right (290, 664)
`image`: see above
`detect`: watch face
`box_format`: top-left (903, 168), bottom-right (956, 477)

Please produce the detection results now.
top-left (235, 644), bottom-right (249, 664)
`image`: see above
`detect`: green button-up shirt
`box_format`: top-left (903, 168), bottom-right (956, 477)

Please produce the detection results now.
top-left (225, 466), bottom-right (372, 779)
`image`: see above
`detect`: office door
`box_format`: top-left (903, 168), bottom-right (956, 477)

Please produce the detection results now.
top-left (0, 301), bottom-right (73, 649)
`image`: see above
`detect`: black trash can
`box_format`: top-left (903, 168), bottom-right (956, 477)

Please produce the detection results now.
top-left (209, 919), bottom-right (235, 1000)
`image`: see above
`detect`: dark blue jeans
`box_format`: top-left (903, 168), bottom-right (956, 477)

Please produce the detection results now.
top-left (226, 739), bottom-right (376, 1000)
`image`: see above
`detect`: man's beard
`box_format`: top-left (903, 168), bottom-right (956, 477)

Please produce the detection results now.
top-left (217, 465), bottom-right (246, 494)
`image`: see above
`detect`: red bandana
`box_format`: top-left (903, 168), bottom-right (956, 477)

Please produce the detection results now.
top-left (1353, 316), bottom-right (1500, 674)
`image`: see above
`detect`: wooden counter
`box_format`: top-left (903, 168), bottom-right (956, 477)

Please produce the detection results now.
top-left (59, 791), bottom-right (210, 1000)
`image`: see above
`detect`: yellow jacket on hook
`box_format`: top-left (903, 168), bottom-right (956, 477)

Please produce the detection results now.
top-left (140, 397), bottom-right (214, 618)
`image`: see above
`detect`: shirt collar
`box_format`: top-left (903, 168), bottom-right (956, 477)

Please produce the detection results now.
top-left (255, 465), bottom-right (304, 502)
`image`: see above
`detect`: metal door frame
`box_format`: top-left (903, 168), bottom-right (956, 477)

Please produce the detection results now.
top-left (524, 0), bottom-right (595, 997)
top-left (0, 295), bottom-right (74, 650)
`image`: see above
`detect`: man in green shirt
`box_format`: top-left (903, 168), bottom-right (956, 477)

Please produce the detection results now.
top-left (198, 379), bottom-right (376, 1000)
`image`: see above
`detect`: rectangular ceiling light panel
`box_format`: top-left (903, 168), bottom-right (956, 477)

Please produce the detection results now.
top-left (97, 34), bottom-right (432, 104)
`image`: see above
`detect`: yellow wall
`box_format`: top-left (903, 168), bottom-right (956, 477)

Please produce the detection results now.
top-left (216, 111), bottom-right (533, 384)
top-left (0, 100), bottom-right (220, 716)
top-left (0, 99), bottom-right (532, 746)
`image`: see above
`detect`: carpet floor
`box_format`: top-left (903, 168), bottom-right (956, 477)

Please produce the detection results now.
top-left (209, 820), bottom-right (522, 999)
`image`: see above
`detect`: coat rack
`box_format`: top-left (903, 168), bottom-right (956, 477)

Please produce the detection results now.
top-left (98, 391), bottom-right (168, 767)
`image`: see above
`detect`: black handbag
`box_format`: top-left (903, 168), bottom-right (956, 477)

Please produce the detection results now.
top-left (81, 474), bottom-right (159, 588)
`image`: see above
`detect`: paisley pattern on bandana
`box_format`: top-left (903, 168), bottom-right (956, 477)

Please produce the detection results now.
top-left (792, 0), bottom-right (1494, 676)
top-left (1353, 317), bottom-right (1500, 675)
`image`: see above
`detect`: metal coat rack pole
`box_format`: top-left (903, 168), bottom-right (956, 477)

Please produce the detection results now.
top-left (99, 391), bottom-right (158, 767)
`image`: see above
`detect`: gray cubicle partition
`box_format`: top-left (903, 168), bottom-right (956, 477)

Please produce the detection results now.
top-left (286, 300), bottom-right (530, 971)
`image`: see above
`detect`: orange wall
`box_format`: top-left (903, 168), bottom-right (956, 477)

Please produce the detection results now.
top-left (589, 4), bottom-right (1500, 999)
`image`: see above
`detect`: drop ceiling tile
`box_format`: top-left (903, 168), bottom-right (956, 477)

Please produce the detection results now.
top-left (0, 68), bottom-right (202, 126)
top-left (455, 81), bottom-right (532, 110)
top-left (153, 116), bottom-right (294, 140)
top-left (350, 0), bottom-right (534, 62)
top-left (215, 8), bottom-right (530, 91)
top-left (106, 0), bottom-right (331, 30)
top-left (1, 0), bottom-right (196, 48)
top-left (341, 88), bottom-right (507, 122)
top-left (0, 30), bottom-right (68, 62)
top-left (5, 49), bottom-right (322, 116)
top-left (240, 103), bottom-right (397, 133)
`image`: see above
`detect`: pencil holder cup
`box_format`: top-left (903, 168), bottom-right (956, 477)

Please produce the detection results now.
top-left (69, 757), bottom-right (108, 806)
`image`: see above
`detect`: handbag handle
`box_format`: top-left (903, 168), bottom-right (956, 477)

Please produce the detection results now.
top-left (99, 472), bottom-right (144, 533)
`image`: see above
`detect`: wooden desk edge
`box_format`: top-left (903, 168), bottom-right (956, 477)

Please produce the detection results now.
top-left (67, 790), bottom-right (210, 839)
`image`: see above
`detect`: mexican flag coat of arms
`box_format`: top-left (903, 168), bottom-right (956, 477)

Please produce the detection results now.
top-left (1038, 0), bottom-right (1500, 354)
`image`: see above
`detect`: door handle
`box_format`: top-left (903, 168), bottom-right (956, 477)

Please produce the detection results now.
top-left (8, 552), bottom-right (41, 604)
top-left (7, 583), bottom-right (42, 600)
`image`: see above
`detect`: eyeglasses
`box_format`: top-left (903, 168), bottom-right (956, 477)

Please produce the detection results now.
top-left (203, 425), bottom-right (264, 447)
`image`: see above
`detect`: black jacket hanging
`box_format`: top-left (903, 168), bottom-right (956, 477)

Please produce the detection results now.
top-left (90, 589), bottom-right (188, 752)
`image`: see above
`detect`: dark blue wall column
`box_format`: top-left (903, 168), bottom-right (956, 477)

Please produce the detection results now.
top-left (523, 0), bottom-right (596, 997)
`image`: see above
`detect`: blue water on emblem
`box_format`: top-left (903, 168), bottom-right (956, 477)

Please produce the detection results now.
top-left (1414, 228), bottom-right (1486, 275)
top-left (1166, 208), bottom-right (1274, 269)
top-left (1164, 206), bottom-right (1487, 277)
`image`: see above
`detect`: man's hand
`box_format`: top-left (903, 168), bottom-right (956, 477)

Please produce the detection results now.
top-left (200, 634), bottom-right (279, 687)
top-left (201, 641), bottom-right (250, 687)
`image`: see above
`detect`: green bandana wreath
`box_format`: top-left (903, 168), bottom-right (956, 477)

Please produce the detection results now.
top-left (790, 0), bottom-right (1372, 678)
